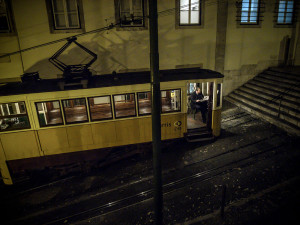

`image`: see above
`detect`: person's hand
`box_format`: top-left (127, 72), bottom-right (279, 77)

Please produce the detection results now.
top-left (196, 100), bottom-right (200, 102)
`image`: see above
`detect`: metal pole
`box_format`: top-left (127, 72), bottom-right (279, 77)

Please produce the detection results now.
top-left (149, 0), bottom-right (163, 224)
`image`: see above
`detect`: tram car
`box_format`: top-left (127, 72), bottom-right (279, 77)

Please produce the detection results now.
top-left (0, 68), bottom-right (223, 185)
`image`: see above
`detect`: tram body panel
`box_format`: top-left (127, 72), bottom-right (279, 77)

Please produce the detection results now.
top-left (114, 119), bottom-right (141, 145)
top-left (38, 127), bottom-right (69, 155)
top-left (0, 131), bottom-right (41, 160)
top-left (161, 113), bottom-right (186, 140)
top-left (0, 138), bottom-right (13, 184)
top-left (212, 109), bottom-right (222, 137)
top-left (91, 121), bottom-right (117, 148)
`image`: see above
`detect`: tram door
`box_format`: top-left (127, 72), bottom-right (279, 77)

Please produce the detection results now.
top-left (187, 82), bottom-right (213, 130)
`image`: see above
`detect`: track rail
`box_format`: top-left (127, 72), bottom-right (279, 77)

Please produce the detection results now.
top-left (10, 136), bottom-right (287, 225)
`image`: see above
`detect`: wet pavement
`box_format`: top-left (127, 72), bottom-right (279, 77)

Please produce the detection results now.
top-left (1, 100), bottom-right (300, 225)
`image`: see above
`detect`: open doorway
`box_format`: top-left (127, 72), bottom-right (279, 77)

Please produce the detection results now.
top-left (187, 82), bottom-right (213, 131)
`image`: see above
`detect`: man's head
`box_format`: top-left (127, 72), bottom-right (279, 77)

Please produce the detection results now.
top-left (196, 87), bottom-right (201, 94)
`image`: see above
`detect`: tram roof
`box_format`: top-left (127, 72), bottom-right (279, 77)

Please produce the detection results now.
top-left (0, 68), bottom-right (223, 96)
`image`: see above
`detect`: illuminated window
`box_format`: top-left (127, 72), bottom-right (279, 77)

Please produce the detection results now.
top-left (179, 0), bottom-right (201, 25)
top-left (0, 102), bottom-right (30, 132)
top-left (137, 92), bottom-right (151, 115)
top-left (88, 96), bottom-right (113, 121)
top-left (46, 0), bottom-right (85, 33)
top-left (113, 93), bottom-right (136, 118)
top-left (62, 98), bottom-right (88, 124)
top-left (0, 0), bottom-right (14, 33)
top-left (116, 0), bottom-right (146, 27)
top-left (240, 0), bottom-right (260, 24)
top-left (161, 89), bottom-right (181, 113)
top-left (36, 101), bottom-right (63, 127)
top-left (277, 0), bottom-right (294, 24)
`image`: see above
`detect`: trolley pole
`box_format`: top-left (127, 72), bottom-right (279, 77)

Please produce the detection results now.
top-left (149, 0), bottom-right (163, 224)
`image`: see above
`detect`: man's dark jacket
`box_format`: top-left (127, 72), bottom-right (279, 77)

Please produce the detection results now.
top-left (190, 91), bottom-right (204, 109)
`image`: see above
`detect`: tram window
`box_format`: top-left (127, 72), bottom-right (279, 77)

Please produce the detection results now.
top-left (36, 101), bottom-right (63, 127)
top-left (0, 102), bottom-right (30, 132)
top-left (88, 96), bottom-right (113, 121)
top-left (137, 92), bottom-right (151, 115)
top-left (62, 98), bottom-right (88, 124)
top-left (217, 83), bottom-right (222, 107)
top-left (161, 89), bottom-right (181, 113)
top-left (113, 93), bottom-right (136, 118)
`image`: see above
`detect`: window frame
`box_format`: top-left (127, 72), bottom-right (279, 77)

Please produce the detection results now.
top-left (0, 101), bottom-right (31, 132)
top-left (0, 0), bottom-right (16, 36)
top-left (137, 91), bottom-right (151, 116)
top-left (113, 93), bottom-right (137, 119)
top-left (175, 0), bottom-right (204, 29)
top-left (114, 0), bottom-right (148, 31)
top-left (61, 97), bottom-right (89, 125)
top-left (161, 89), bottom-right (181, 114)
top-left (87, 95), bottom-right (113, 122)
top-left (35, 100), bottom-right (64, 128)
top-left (236, 0), bottom-right (262, 28)
top-left (274, 0), bottom-right (295, 28)
top-left (45, 0), bottom-right (85, 33)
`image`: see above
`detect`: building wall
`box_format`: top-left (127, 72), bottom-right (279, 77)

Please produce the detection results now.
top-left (223, 0), bottom-right (293, 95)
top-left (0, 0), bottom-right (297, 95)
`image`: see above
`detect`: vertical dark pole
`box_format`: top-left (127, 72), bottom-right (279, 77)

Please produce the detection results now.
top-left (221, 184), bottom-right (227, 218)
top-left (149, 0), bottom-right (163, 224)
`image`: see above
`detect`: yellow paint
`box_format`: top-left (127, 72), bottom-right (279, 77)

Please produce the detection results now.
top-left (66, 125), bottom-right (94, 148)
top-left (91, 121), bottom-right (117, 148)
top-left (115, 119), bottom-right (141, 145)
top-left (0, 139), bottom-right (13, 185)
top-left (161, 113), bottom-right (185, 140)
top-left (38, 128), bottom-right (69, 155)
top-left (212, 109), bottom-right (222, 137)
top-left (0, 131), bottom-right (41, 160)
top-left (138, 117), bottom-right (152, 142)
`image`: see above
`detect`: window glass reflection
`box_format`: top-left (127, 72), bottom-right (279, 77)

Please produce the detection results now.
top-left (88, 96), bottom-right (112, 121)
top-left (161, 89), bottom-right (181, 113)
top-left (36, 101), bottom-right (63, 127)
top-left (0, 102), bottom-right (30, 132)
top-left (62, 98), bottom-right (88, 124)
top-left (138, 92), bottom-right (151, 115)
top-left (113, 93), bottom-right (136, 118)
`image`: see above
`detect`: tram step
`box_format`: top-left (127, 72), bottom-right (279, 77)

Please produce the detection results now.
top-left (184, 130), bottom-right (214, 143)
top-left (225, 96), bottom-right (300, 136)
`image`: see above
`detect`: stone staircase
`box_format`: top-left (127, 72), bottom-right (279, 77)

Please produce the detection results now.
top-left (225, 67), bottom-right (300, 136)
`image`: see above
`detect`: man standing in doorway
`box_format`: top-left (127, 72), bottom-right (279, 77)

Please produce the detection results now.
top-left (190, 87), bottom-right (207, 123)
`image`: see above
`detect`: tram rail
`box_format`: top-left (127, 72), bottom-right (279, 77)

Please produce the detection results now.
top-left (8, 133), bottom-right (288, 225)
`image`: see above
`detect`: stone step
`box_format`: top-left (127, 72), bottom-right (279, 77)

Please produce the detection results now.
top-left (225, 95), bottom-right (300, 136)
top-left (248, 79), bottom-right (300, 98)
top-left (254, 76), bottom-right (300, 92)
top-left (230, 92), bottom-right (300, 127)
top-left (259, 72), bottom-right (300, 85)
top-left (264, 70), bottom-right (300, 82)
top-left (236, 87), bottom-right (300, 120)
top-left (241, 84), bottom-right (300, 108)
top-left (245, 82), bottom-right (300, 104)
top-left (269, 67), bottom-right (300, 76)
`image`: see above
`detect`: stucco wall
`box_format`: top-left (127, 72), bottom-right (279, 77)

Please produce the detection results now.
top-left (0, 0), bottom-right (296, 96)
top-left (223, 0), bottom-right (293, 95)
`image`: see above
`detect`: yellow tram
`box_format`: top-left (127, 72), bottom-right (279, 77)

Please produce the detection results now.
top-left (0, 68), bottom-right (223, 185)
